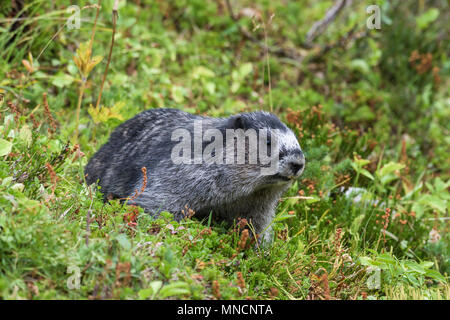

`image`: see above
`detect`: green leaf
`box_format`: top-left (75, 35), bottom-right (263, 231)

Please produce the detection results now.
top-left (88, 102), bottom-right (125, 124)
top-left (360, 168), bottom-right (375, 181)
top-left (351, 159), bottom-right (374, 180)
top-left (424, 269), bottom-right (446, 283)
top-left (51, 73), bottom-right (74, 88)
top-left (139, 281), bottom-right (163, 299)
top-left (47, 139), bottom-right (61, 153)
top-left (433, 178), bottom-right (450, 193)
top-left (418, 194), bottom-right (447, 213)
top-left (405, 273), bottom-right (420, 286)
top-left (380, 174), bottom-right (398, 186)
top-left (419, 261), bottom-right (434, 269)
top-left (353, 156), bottom-right (370, 168)
top-left (377, 253), bottom-right (397, 267)
top-left (138, 288), bottom-right (153, 300)
top-left (204, 81), bottom-right (216, 95)
top-left (171, 85), bottom-right (185, 103)
top-left (238, 62), bottom-right (253, 78)
top-left (347, 106), bottom-right (375, 122)
top-left (349, 59), bottom-right (370, 74)
top-left (377, 162), bottom-right (405, 178)
top-left (273, 212), bottom-right (296, 223)
top-left (359, 256), bottom-right (376, 267)
top-left (116, 234), bottom-right (131, 250)
top-left (403, 261), bottom-right (426, 275)
top-left (231, 81), bottom-right (240, 93)
top-left (350, 214), bottom-right (365, 236)
top-left (231, 63), bottom-right (253, 93)
top-left (0, 138), bottom-right (12, 156)
top-left (158, 282), bottom-right (190, 299)
top-left (19, 125), bottom-right (32, 146)
top-left (192, 66), bottom-right (215, 79)
top-left (416, 8), bottom-right (439, 30)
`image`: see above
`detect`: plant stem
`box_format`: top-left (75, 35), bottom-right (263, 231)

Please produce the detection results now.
top-left (75, 79), bottom-right (86, 143)
top-left (264, 21), bottom-right (273, 113)
top-left (95, 0), bottom-right (119, 110)
top-left (89, 0), bottom-right (102, 54)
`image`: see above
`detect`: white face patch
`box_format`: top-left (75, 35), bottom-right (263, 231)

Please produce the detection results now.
top-left (275, 129), bottom-right (301, 152)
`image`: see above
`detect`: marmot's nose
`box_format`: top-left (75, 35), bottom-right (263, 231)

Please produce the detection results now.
top-left (289, 161), bottom-right (304, 175)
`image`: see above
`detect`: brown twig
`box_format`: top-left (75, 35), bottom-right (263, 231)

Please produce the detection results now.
top-left (43, 92), bottom-right (57, 134)
top-left (305, 0), bottom-right (352, 46)
top-left (45, 162), bottom-right (58, 202)
top-left (89, 0), bottom-right (102, 54)
top-left (128, 167), bottom-right (148, 201)
top-left (74, 0), bottom-right (102, 143)
top-left (263, 16), bottom-right (273, 112)
top-left (95, 0), bottom-right (119, 109)
top-left (212, 280), bottom-right (221, 299)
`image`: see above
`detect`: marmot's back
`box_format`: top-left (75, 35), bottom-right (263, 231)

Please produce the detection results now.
top-left (85, 108), bottom-right (199, 196)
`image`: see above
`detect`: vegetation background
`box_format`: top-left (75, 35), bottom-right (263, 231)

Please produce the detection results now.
top-left (0, 0), bottom-right (448, 300)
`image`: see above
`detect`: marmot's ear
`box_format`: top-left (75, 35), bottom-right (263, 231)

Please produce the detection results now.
top-left (229, 115), bottom-right (248, 130)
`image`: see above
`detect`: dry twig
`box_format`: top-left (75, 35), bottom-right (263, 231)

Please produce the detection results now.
top-left (305, 0), bottom-right (352, 46)
top-left (95, 0), bottom-right (119, 109)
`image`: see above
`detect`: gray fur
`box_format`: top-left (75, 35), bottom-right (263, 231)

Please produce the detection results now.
top-left (85, 108), bottom-right (305, 242)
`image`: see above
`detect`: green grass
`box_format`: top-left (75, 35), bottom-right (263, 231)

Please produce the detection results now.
top-left (0, 0), bottom-right (448, 300)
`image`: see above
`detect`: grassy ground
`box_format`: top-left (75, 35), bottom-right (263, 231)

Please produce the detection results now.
top-left (0, 0), bottom-right (448, 300)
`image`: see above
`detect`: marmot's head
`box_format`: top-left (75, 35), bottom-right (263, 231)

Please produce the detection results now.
top-left (228, 111), bottom-right (305, 185)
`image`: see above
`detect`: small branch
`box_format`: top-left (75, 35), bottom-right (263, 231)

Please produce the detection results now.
top-left (263, 17), bottom-right (273, 112)
top-left (305, 0), bottom-right (352, 46)
top-left (74, 0), bottom-right (101, 143)
top-left (42, 92), bottom-right (57, 134)
top-left (89, 0), bottom-right (103, 53)
top-left (95, 0), bottom-right (119, 109)
top-left (310, 26), bottom-right (367, 62)
top-left (225, 0), bottom-right (237, 21)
